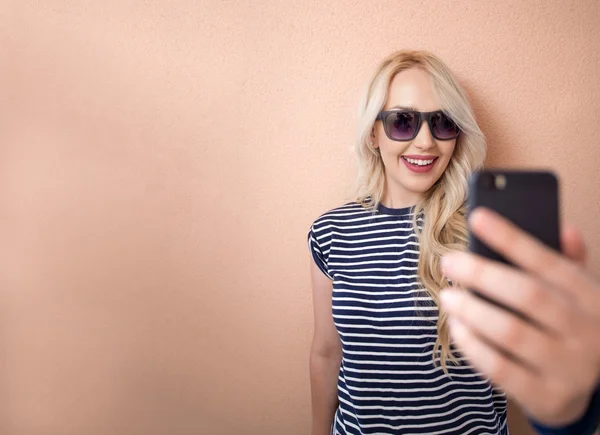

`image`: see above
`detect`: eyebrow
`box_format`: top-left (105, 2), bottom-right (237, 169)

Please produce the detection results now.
top-left (388, 105), bottom-right (417, 111)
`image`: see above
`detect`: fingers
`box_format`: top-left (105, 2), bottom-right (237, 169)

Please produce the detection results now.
top-left (441, 252), bottom-right (575, 337)
top-left (441, 288), bottom-right (559, 373)
top-left (446, 315), bottom-right (538, 401)
top-left (561, 224), bottom-right (587, 266)
top-left (447, 314), bottom-right (597, 427)
top-left (468, 208), bottom-right (588, 301)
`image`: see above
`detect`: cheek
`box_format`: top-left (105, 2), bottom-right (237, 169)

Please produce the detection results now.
top-left (378, 142), bottom-right (405, 169)
top-left (440, 140), bottom-right (457, 159)
top-left (375, 133), bottom-right (399, 158)
top-left (435, 142), bottom-right (457, 175)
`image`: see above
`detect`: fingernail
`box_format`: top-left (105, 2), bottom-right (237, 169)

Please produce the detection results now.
top-left (441, 255), bottom-right (454, 272)
top-left (440, 289), bottom-right (459, 309)
top-left (470, 207), bottom-right (491, 221)
top-left (448, 316), bottom-right (466, 340)
top-left (470, 208), bottom-right (495, 229)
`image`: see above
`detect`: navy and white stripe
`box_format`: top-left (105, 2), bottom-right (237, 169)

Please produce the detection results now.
top-left (309, 202), bottom-right (508, 435)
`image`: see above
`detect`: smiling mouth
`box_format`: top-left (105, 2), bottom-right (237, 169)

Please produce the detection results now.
top-left (401, 156), bottom-right (437, 166)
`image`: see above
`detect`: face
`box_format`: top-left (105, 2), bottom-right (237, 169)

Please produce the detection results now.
top-left (373, 68), bottom-right (457, 207)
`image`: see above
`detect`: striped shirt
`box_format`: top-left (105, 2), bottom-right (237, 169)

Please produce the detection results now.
top-left (308, 202), bottom-right (508, 435)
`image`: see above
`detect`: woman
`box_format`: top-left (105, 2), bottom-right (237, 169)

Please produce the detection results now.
top-left (308, 50), bottom-right (600, 435)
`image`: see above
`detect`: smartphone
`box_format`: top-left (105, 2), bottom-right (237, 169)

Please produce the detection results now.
top-left (467, 170), bottom-right (561, 313)
top-left (468, 170), bottom-right (561, 265)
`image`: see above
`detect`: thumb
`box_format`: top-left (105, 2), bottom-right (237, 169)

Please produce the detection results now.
top-left (561, 224), bottom-right (587, 266)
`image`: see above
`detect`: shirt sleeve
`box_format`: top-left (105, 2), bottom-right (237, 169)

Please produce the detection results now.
top-left (529, 384), bottom-right (600, 435)
top-left (308, 224), bottom-right (332, 280)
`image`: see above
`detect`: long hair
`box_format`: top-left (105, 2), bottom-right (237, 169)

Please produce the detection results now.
top-left (352, 50), bottom-right (486, 371)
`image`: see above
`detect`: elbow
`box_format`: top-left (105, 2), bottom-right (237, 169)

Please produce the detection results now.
top-left (310, 340), bottom-right (342, 361)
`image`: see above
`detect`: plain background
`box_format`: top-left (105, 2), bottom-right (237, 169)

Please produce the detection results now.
top-left (1, 1), bottom-right (600, 434)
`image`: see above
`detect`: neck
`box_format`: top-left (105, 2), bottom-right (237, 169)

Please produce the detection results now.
top-left (380, 182), bottom-right (422, 209)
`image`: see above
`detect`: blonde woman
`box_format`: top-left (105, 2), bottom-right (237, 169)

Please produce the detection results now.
top-left (308, 50), bottom-right (600, 435)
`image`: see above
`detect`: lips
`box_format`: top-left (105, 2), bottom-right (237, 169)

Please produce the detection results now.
top-left (401, 155), bottom-right (438, 173)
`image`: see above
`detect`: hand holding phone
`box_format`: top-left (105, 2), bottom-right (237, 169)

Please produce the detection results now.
top-left (441, 173), bottom-right (600, 429)
top-left (467, 170), bottom-right (561, 314)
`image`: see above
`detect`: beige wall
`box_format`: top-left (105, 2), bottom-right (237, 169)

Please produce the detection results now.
top-left (1, 1), bottom-right (599, 434)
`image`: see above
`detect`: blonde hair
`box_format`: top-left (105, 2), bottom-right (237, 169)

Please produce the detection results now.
top-left (353, 50), bottom-right (486, 371)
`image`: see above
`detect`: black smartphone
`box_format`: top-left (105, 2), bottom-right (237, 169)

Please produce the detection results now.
top-left (468, 170), bottom-right (561, 265)
top-left (467, 170), bottom-right (561, 314)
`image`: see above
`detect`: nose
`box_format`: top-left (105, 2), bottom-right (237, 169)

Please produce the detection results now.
top-left (413, 121), bottom-right (435, 151)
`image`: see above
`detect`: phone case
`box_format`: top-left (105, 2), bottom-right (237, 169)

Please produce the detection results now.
top-left (467, 170), bottom-right (561, 266)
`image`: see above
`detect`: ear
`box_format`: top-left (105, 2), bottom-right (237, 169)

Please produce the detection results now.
top-left (370, 128), bottom-right (378, 149)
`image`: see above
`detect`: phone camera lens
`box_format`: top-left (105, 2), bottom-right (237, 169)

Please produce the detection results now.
top-left (495, 175), bottom-right (507, 190)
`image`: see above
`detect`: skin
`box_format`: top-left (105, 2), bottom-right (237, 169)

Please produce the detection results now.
top-left (373, 67), bottom-right (456, 208)
top-left (441, 208), bottom-right (600, 426)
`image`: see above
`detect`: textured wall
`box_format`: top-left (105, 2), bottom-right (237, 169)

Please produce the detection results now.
top-left (1, 1), bottom-right (599, 434)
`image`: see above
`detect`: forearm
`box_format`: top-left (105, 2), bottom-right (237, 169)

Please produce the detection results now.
top-left (310, 351), bottom-right (341, 435)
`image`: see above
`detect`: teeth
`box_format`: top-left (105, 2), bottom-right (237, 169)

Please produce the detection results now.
top-left (403, 157), bottom-right (435, 166)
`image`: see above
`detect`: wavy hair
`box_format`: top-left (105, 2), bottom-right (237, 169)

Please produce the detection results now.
top-left (352, 50), bottom-right (486, 371)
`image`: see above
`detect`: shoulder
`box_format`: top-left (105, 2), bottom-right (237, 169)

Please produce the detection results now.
top-left (307, 202), bottom-right (371, 274)
top-left (309, 201), bottom-right (373, 233)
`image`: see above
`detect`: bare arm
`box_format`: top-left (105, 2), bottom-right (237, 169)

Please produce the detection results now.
top-left (309, 258), bottom-right (342, 435)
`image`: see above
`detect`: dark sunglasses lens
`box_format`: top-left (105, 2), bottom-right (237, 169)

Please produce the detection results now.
top-left (385, 112), bottom-right (419, 141)
top-left (430, 112), bottom-right (459, 139)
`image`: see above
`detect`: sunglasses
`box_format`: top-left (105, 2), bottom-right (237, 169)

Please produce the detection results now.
top-left (376, 110), bottom-right (460, 141)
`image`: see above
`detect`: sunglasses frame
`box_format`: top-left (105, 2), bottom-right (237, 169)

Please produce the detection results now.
top-left (376, 110), bottom-right (460, 142)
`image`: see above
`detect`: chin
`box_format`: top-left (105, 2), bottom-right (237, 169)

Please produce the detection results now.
top-left (408, 181), bottom-right (438, 194)
top-left (400, 172), bottom-right (443, 193)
